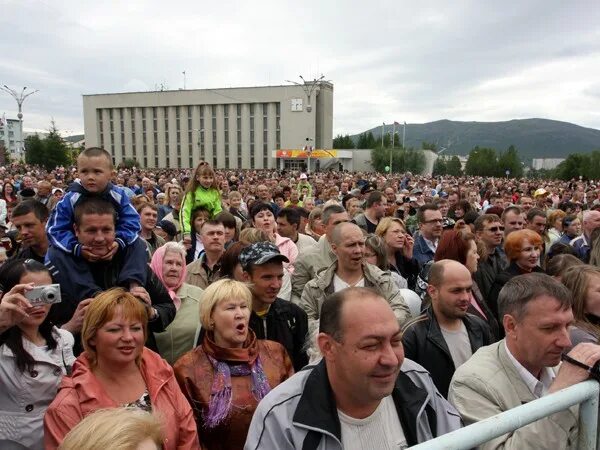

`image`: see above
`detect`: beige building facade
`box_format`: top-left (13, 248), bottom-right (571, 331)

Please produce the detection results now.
top-left (82, 83), bottom-right (333, 169)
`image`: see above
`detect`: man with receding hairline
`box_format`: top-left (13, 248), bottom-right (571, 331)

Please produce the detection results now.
top-left (449, 273), bottom-right (600, 449)
top-left (246, 287), bottom-right (462, 449)
top-left (402, 260), bottom-right (492, 398)
top-left (299, 222), bottom-right (410, 334)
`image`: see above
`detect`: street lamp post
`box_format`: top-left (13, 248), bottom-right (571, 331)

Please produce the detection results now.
top-left (0, 85), bottom-right (39, 160)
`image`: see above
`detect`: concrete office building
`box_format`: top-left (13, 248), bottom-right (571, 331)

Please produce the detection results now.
top-left (0, 117), bottom-right (24, 160)
top-left (83, 83), bottom-right (333, 169)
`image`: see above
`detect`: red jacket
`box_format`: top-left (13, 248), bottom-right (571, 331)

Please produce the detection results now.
top-left (44, 347), bottom-right (200, 450)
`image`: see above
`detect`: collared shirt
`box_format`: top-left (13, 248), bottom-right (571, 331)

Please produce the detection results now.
top-left (504, 340), bottom-right (555, 398)
top-left (423, 237), bottom-right (438, 254)
top-left (201, 252), bottom-right (221, 280)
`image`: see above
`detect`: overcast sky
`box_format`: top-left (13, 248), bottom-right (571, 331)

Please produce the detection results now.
top-left (1, 0), bottom-right (599, 136)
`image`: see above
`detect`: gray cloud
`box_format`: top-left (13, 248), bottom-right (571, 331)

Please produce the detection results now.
top-left (1, 0), bottom-right (599, 138)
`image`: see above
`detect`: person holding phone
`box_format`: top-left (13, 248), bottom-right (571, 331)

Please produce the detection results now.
top-left (0, 259), bottom-right (75, 450)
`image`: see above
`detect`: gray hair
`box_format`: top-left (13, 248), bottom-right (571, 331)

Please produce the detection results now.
top-left (498, 273), bottom-right (571, 321)
top-left (162, 241), bottom-right (186, 260)
top-left (322, 204), bottom-right (346, 225)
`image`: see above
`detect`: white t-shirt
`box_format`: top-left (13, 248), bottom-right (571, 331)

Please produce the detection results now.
top-left (440, 321), bottom-right (472, 369)
top-left (333, 274), bottom-right (365, 292)
top-left (338, 395), bottom-right (408, 450)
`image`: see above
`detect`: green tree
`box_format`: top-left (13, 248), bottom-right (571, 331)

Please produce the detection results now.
top-left (465, 146), bottom-right (498, 176)
top-left (357, 132), bottom-right (369, 148)
top-left (120, 158), bottom-right (141, 169)
top-left (421, 141), bottom-right (437, 151)
top-left (25, 121), bottom-right (71, 170)
top-left (432, 157), bottom-right (448, 176)
top-left (555, 153), bottom-right (590, 180)
top-left (497, 145), bottom-right (523, 178)
top-left (0, 141), bottom-right (10, 165)
top-left (370, 146), bottom-right (425, 174)
top-left (333, 134), bottom-right (355, 149)
top-left (447, 155), bottom-right (463, 176)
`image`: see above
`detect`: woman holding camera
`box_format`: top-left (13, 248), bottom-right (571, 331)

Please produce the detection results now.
top-left (0, 259), bottom-right (75, 450)
top-left (44, 288), bottom-right (199, 450)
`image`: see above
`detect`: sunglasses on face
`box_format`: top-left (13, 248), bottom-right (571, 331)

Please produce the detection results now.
top-left (486, 226), bottom-right (505, 232)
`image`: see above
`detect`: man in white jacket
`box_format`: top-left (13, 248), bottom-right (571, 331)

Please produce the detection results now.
top-left (245, 287), bottom-right (461, 450)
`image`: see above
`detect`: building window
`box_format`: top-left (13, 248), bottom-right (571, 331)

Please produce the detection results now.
top-left (263, 156), bottom-right (268, 168)
top-left (249, 104), bottom-right (254, 115)
top-left (177, 143), bottom-right (181, 156)
top-left (276, 130), bottom-right (281, 148)
top-left (213, 154), bottom-right (217, 168)
top-left (153, 107), bottom-right (157, 119)
top-left (176, 106), bottom-right (180, 118)
top-left (263, 116), bottom-right (268, 129)
top-left (144, 157), bottom-right (148, 167)
top-left (223, 105), bottom-right (229, 117)
top-left (177, 131), bottom-right (181, 143)
top-left (250, 130), bottom-right (254, 142)
top-left (155, 156), bottom-right (159, 167)
top-left (109, 109), bottom-right (113, 120)
top-left (263, 130), bottom-right (268, 143)
top-left (238, 155), bottom-right (242, 167)
top-left (177, 157), bottom-right (181, 168)
top-left (236, 104), bottom-right (241, 117)
top-left (212, 117), bottom-right (216, 130)
top-left (276, 102), bottom-right (280, 116)
top-left (250, 117), bottom-right (254, 131)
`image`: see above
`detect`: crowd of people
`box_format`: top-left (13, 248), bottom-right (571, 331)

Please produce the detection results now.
top-left (1, 152), bottom-right (600, 449)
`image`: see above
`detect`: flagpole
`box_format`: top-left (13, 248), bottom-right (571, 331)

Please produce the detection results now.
top-left (391, 122), bottom-right (395, 175)
top-left (402, 121), bottom-right (406, 148)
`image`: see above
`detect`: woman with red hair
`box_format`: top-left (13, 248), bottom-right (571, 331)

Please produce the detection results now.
top-left (488, 229), bottom-right (543, 324)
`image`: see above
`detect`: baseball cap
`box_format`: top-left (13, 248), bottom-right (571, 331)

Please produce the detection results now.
top-left (299, 173), bottom-right (308, 180)
top-left (239, 242), bottom-right (290, 271)
top-left (156, 220), bottom-right (177, 238)
top-left (534, 188), bottom-right (549, 198)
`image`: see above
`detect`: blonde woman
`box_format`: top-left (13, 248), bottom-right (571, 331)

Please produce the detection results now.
top-left (562, 265), bottom-right (600, 347)
top-left (375, 217), bottom-right (420, 289)
top-left (174, 279), bottom-right (293, 450)
top-left (44, 289), bottom-right (199, 450)
top-left (58, 407), bottom-right (163, 450)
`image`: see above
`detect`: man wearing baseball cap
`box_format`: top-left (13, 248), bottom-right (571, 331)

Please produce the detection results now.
top-left (240, 242), bottom-right (309, 371)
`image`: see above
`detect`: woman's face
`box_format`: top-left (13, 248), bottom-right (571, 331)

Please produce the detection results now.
top-left (347, 199), bottom-right (361, 217)
top-left (454, 207), bottom-right (465, 219)
top-left (384, 223), bottom-right (406, 250)
top-left (169, 188), bottom-right (181, 204)
top-left (363, 247), bottom-right (378, 266)
top-left (162, 251), bottom-right (184, 289)
top-left (19, 271), bottom-right (53, 328)
top-left (230, 196), bottom-right (241, 209)
top-left (515, 238), bottom-right (540, 271)
top-left (566, 219), bottom-right (581, 237)
top-left (554, 216), bottom-right (563, 231)
top-left (585, 274), bottom-right (600, 317)
top-left (254, 210), bottom-right (275, 232)
top-left (91, 307), bottom-right (145, 366)
top-left (465, 240), bottom-right (479, 274)
top-left (4, 183), bottom-right (13, 195)
top-left (211, 297), bottom-right (250, 348)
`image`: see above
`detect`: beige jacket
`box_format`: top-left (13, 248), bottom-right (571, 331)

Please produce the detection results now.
top-left (291, 235), bottom-right (336, 303)
top-left (448, 340), bottom-right (578, 450)
top-left (298, 261), bottom-right (411, 334)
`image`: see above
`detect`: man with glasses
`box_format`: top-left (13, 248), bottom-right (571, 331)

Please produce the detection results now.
top-left (473, 214), bottom-right (507, 298)
top-left (413, 204), bottom-right (443, 265)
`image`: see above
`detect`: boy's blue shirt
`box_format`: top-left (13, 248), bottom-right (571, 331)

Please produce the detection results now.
top-left (46, 181), bottom-right (141, 257)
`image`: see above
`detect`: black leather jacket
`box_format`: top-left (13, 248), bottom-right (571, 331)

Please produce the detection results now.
top-left (402, 307), bottom-right (492, 398)
top-left (249, 297), bottom-right (309, 372)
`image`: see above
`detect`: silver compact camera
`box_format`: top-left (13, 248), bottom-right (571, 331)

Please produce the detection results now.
top-left (24, 284), bottom-right (62, 306)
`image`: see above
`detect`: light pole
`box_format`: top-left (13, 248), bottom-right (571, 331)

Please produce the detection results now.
top-left (0, 85), bottom-right (39, 159)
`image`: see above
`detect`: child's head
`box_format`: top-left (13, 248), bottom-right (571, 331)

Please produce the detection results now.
top-left (191, 206), bottom-right (211, 234)
top-left (228, 191), bottom-right (242, 209)
top-left (77, 147), bottom-right (114, 194)
top-left (190, 162), bottom-right (217, 190)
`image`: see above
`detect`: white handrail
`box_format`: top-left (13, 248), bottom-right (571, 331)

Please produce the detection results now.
top-left (411, 380), bottom-right (599, 449)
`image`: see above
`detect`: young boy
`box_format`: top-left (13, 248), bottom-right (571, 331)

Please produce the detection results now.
top-left (46, 147), bottom-right (148, 302)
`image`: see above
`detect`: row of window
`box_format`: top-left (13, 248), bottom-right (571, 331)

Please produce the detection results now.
top-left (98, 103), bottom-right (279, 169)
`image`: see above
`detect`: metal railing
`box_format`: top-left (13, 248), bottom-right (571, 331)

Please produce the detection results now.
top-left (411, 380), bottom-right (600, 450)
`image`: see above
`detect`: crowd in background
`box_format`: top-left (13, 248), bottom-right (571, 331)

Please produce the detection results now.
top-left (1, 155), bottom-right (600, 450)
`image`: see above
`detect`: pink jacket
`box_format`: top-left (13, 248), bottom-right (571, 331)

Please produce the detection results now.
top-left (275, 233), bottom-right (298, 273)
top-left (44, 348), bottom-right (200, 450)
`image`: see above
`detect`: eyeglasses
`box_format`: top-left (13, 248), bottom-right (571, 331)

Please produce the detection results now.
top-left (485, 226), bottom-right (505, 232)
top-left (422, 219), bottom-right (443, 224)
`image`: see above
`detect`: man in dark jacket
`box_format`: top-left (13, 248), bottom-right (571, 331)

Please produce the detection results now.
top-left (473, 213), bottom-right (507, 298)
top-left (48, 197), bottom-right (175, 354)
top-left (402, 260), bottom-right (492, 398)
top-left (413, 204), bottom-right (443, 266)
top-left (240, 242), bottom-right (309, 371)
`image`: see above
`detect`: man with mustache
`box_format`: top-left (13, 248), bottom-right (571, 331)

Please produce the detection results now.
top-left (402, 260), bottom-right (492, 398)
top-left (245, 287), bottom-right (462, 449)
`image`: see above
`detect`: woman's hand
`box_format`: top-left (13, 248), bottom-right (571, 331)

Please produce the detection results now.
top-left (130, 286), bottom-right (156, 319)
top-left (0, 283), bottom-right (34, 333)
top-left (402, 234), bottom-right (414, 260)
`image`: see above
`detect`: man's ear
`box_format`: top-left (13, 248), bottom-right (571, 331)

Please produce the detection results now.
top-left (317, 332), bottom-right (337, 361)
top-left (503, 314), bottom-right (517, 338)
top-left (73, 223), bottom-right (79, 235)
top-left (426, 284), bottom-right (437, 300)
top-left (241, 270), bottom-right (251, 283)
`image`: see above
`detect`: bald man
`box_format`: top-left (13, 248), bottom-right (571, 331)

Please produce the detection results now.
top-left (402, 260), bottom-right (492, 397)
top-left (298, 222), bottom-right (410, 334)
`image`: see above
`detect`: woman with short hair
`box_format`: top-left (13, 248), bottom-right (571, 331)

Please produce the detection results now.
top-left (58, 407), bottom-right (163, 450)
top-left (174, 279), bottom-right (293, 450)
top-left (44, 289), bottom-right (199, 450)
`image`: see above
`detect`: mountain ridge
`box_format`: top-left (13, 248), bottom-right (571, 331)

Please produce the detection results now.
top-left (350, 118), bottom-right (600, 162)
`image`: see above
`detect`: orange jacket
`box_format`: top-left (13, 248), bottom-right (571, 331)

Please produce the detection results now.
top-left (44, 347), bottom-right (200, 450)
